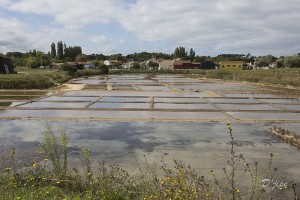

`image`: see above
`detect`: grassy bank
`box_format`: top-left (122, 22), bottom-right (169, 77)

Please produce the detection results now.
top-left (111, 68), bottom-right (300, 87)
top-left (0, 67), bottom-right (106, 89)
top-left (0, 124), bottom-right (298, 200)
top-left (0, 68), bottom-right (71, 89)
top-left (204, 69), bottom-right (300, 87)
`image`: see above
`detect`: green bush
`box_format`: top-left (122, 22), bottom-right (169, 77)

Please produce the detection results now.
top-left (60, 63), bottom-right (77, 75)
top-left (98, 64), bottom-right (109, 74)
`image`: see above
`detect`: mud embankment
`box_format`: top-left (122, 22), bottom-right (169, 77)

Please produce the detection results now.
top-left (270, 126), bottom-right (300, 149)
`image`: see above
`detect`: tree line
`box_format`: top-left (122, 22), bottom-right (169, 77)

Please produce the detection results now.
top-left (3, 45), bottom-right (300, 68)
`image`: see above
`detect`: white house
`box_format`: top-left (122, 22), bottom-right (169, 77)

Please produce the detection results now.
top-left (104, 60), bottom-right (120, 68)
top-left (159, 60), bottom-right (174, 70)
top-left (104, 60), bottom-right (112, 66)
top-left (123, 61), bottom-right (134, 69)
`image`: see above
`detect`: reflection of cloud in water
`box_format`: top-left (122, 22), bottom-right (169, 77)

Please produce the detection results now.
top-left (75, 122), bottom-right (154, 140)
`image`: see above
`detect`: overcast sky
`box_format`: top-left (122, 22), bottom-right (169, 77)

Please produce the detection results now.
top-left (0, 0), bottom-right (299, 56)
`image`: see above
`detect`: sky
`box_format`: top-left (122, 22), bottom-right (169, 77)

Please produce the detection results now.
top-left (0, 0), bottom-right (300, 56)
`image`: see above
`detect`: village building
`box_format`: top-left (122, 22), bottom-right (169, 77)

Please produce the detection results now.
top-left (219, 61), bottom-right (249, 70)
top-left (158, 60), bottom-right (174, 70)
top-left (0, 55), bottom-right (14, 74)
top-left (174, 60), bottom-right (201, 69)
top-left (199, 61), bottom-right (217, 69)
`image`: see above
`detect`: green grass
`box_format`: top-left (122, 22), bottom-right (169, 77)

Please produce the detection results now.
top-left (204, 69), bottom-right (300, 87)
top-left (0, 67), bottom-right (71, 89)
top-left (0, 67), bottom-right (108, 89)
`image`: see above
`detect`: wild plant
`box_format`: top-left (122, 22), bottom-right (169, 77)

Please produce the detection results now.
top-left (39, 122), bottom-right (68, 180)
top-left (210, 122), bottom-right (279, 200)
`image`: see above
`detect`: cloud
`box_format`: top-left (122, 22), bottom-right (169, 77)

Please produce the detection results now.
top-left (1, 0), bottom-right (300, 55)
top-left (6, 0), bottom-right (122, 27)
top-left (0, 17), bottom-right (32, 52)
top-left (89, 35), bottom-right (108, 44)
top-left (117, 0), bottom-right (300, 55)
top-left (0, 17), bottom-right (82, 53)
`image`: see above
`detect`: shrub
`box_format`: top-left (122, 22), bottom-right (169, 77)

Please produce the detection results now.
top-left (60, 63), bottom-right (77, 75)
top-left (98, 64), bottom-right (109, 74)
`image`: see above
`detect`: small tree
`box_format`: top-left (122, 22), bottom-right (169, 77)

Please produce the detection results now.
top-left (132, 62), bottom-right (141, 69)
top-left (283, 55), bottom-right (300, 68)
top-left (50, 42), bottom-right (56, 60)
top-left (75, 54), bottom-right (87, 62)
top-left (56, 41), bottom-right (64, 60)
top-left (189, 48), bottom-right (195, 63)
top-left (174, 47), bottom-right (187, 59)
top-left (98, 63), bottom-right (109, 74)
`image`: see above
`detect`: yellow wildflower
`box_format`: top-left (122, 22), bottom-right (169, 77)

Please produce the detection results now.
top-left (32, 163), bottom-right (37, 167)
top-left (5, 168), bottom-right (12, 172)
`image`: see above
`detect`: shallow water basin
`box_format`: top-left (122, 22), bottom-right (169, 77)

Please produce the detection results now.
top-left (257, 98), bottom-right (300, 104)
top-left (216, 104), bottom-right (282, 111)
top-left (99, 97), bottom-right (150, 102)
top-left (154, 97), bottom-right (206, 103)
top-left (205, 98), bottom-right (260, 104)
top-left (0, 110), bottom-right (228, 120)
top-left (89, 102), bottom-right (150, 109)
top-left (138, 86), bottom-right (170, 91)
top-left (63, 91), bottom-right (211, 98)
top-left (41, 96), bottom-right (98, 101)
top-left (227, 112), bottom-right (300, 121)
top-left (174, 83), bottom-right (255, 91)
top-left (19, 102), bottom-right (89, 108)
top-left (154, 103), bottom-right (216, 110)
top-left (276, 104), bottom-right (300, 111)
top-left (72, 79), bottom-right (106, 84)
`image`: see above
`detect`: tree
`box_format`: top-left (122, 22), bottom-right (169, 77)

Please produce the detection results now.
top-left (64, 46), bottom-right (82, 61)
top-left (283, 55), bottom-right (300, 68)
top-left (255, 55), bottom-right (275, 68)
top-left (75, 54), bottom-right (87, 62)
top-left (174, 47), bottom-right (187, 59)
top-left (189, 48), bottom-right (195, 63)
top-left (146, 60), bottom-right (159, 69)
top-left (25, 56), bottom-right (39, 68)
top-left (98, 63), bottom-right (109, 74)
top-left (131, 62), bottom-right (141, 69)
top-left (57, 41), bottom-right (64, 60)
top-left (109, 54), bottom-right (123, 62)
top-left (277, 57), bottom-right (285, 68)
top-left (50, 43), bottom-right (56, 59)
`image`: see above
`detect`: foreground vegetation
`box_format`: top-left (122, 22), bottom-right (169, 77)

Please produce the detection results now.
top-left (0, 123), bottom-right (299, 200)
